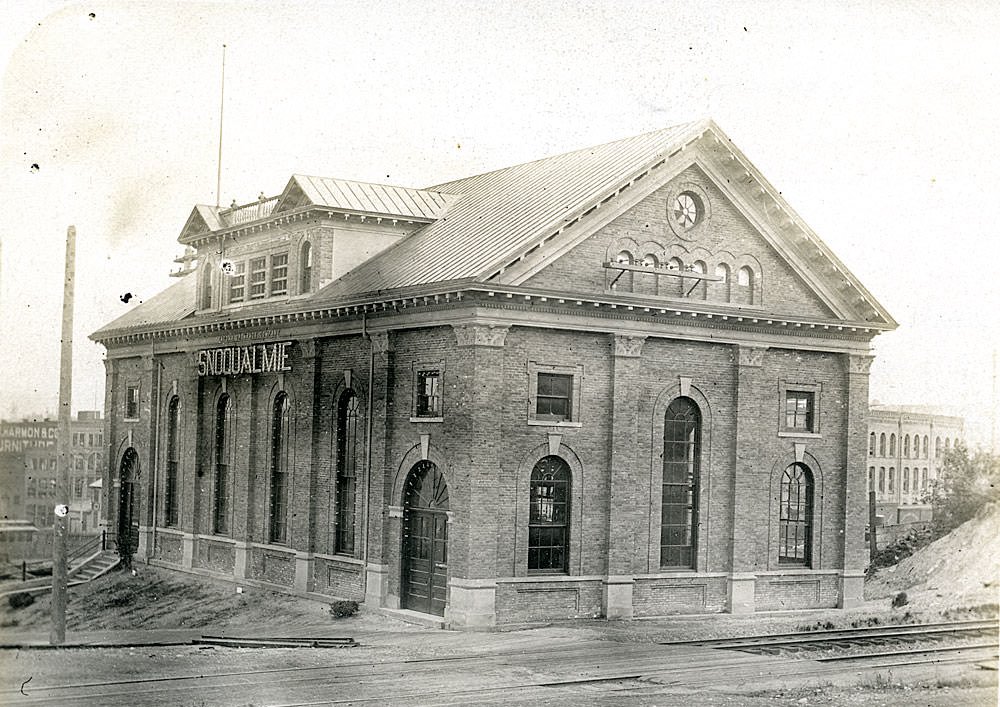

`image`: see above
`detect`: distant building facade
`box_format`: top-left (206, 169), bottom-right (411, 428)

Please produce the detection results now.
top-left (92, 121), bottom-right (896, 628)
top-left (867, 405), bottom-right (964, 525)
top-left (0, 413), bottom-right (106, 532)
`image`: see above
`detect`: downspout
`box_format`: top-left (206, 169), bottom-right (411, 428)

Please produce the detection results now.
top-left (362, 312), bottom-right (375, 594)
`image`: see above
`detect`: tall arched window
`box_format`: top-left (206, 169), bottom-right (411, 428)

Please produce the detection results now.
top-left (661, 397), bottom-right (700, 568)
top-left (903, 435), bottom-right (910, 458)
top-left (903, 467), bottom-right (910, 493)
top-left (269, 393), bottom-right (290, 543)
top-left (868, 432), bottom-right (876, 456)
top-left (528, 456), bottom-right (571, 573)
top-left (889, 434), bottom-right (896, 457)
top-left (335, 390), bottom-right (360, 555)
top-left (879, 433), bottom-right (886, 456)
top-left (165, 396), bottom-right (180, 527)
top-left (737, 266), bottom-right (753, 286)
top-left (299, 241), bottom-right (313, 294)
top-left (868, 467), bottom-right (875, 491)
top-left (878, 467), bottom-right (885, 492)
top-left (922, 435), bottom-right (929, 458)
top-left (213, 394), bottom-right (232, 534)
top-left (888, 467), bottom-right (895, 492)
top-left (779, 463), bottom-right (813, 565)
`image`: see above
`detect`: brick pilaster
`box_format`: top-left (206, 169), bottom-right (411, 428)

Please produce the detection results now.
top-left (366, 331), bottom-right (393, 605)
top-left (841, 353), bottom-right (873, 607)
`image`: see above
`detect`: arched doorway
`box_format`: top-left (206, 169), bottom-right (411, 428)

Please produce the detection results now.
top-left (117, 448), bottom-right (140, 566)
top-left (401, 460), bottom-right (449, 616)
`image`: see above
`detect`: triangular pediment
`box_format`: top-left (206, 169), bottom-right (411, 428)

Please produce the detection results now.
top-left (178, 204), bottom-right (223, 244)
top-left (271, 176), bottom-right (314, 215)
top-left (493, 122), bottom-right (894, 328)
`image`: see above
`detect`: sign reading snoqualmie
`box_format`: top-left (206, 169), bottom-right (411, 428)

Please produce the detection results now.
top-left (196, 341), bottom-right (293, 377)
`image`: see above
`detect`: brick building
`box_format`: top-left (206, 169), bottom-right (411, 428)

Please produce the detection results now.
top-left (867, 405), bottom-right (964, 525)
top-left (0, 414), bottom-right (106, 532)
top-left (91, 120), bottom-right (895, 628)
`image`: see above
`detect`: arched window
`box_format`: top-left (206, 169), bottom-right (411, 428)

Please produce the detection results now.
top-left (335, 390), bottom-right (360, 555)
top-left (213, 394), bottom-right (232, 534)
top-left (528, 456), bottom-right (571, 573)
top-left (935, 436), bottom-right (942, 456)
top-left (299, 241), bottom-right (313, 294)
top-left (642, 253), bottom-right (659, 268)
top-left (903, 467), bottom-right (910, 493)
top-left (868, 467), bottom-right (875, 491)
top-left (667, 256), bottom-right (683, 271)
top-left (737, 266), bottom-right (753, 287)
top-left (779, 463), bottom-right (813, 565)
top-left (661, 397), bottom-right (700, 568)
top-left (165, 396), bottom-right (180, 526)
top-left (889, 434), bottom-right (896, 457)
top-left (615, 250), bottom-right (634, 265)
top-left (903, 435), bottom-right (910, 458)
top-left (868, 433), bottom-right (876, 456)
top-left (945, 437), bottom-right (951, 450)
top-left (878, 467), bottom-right (885, 492)
top-left (269, 393), bottom-right (290, 543)
top-left (879, 433), bottom-right (886, 456)
top-left (200, 265), bottom-right (213, 309)
top-left (888, 467), bottom-right (895, 492)
top-left (715, 263), bottom-right (729, 282)
top-left (922, 468), bottom-right (928, 489)
top-left (922, 435), bottom-right (929, 458)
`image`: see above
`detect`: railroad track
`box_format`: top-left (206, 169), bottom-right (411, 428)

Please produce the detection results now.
top-left (662, 617), bottom-right (999, 656)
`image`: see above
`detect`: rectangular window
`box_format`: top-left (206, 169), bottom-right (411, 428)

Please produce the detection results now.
top-left (73, 478), bottom-right (84, 497)
top-left (536, 373), bottom-right (573, 421)
top-left (229, 261), bottom-right (246, 303)
top-left (248, 257), bottom-right (267, 299)
top-left (124, 384), bottom-right (140, 420)
top-left (415, 370), bottom-right (442, 417)
top-left (270, 252), bottom-right (288, 296)
top-left (784, 391), bottom-right (814, 432)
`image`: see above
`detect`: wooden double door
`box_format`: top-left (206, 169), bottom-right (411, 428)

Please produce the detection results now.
top-left (401, 461), bottom-right (449, 616)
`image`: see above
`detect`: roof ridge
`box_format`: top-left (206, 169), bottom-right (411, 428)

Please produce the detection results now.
top-left (292, 173), bottom-right (458, 195)
top-left (424, 120), bottom-right (705, 191)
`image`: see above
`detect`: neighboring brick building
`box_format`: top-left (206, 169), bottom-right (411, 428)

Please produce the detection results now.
top-left (91, 120), bottom-right (896, 628)
top-left (867, 405), bottom-right (964, 525)
top-left (0, 414), bottom-right (106, 532)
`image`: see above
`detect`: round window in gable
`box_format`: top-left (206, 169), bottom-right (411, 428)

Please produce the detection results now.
top-left (672, 191), bottom-right (703, 229)
top-left (666, 183), bottom-right (712, 240)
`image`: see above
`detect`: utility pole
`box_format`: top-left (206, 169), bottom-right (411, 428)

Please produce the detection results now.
top-left (51, 225), bottom-right (75, 645)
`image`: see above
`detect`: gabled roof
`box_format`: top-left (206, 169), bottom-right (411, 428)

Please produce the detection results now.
top-left (271, 174), bottom-right (458, 222)
top-left (319, 121), bottom-right (702, 298)
top-left (91, 274), bottom-right (196, 338)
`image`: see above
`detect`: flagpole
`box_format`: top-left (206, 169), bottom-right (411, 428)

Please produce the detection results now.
top-left (216, 44), bottom-right (226, 208)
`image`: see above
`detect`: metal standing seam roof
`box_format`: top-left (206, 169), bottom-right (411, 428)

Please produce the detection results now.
top-left (316, 121), bottom-right (702, 298)
top-left (91, 274), bottom-right (196, 337)
top-left (291, 175), bottom-right (458, 221)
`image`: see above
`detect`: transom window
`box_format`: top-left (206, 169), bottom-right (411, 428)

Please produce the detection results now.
top-left (661, 397), bottom-right (700, 568)
top-left (248, 257), bottom-right (267, 299)
top-left (270, 252), bottom-right (288, 296)
top-left (528, 456), bottom-right (571, 573)
top-left (778, 463), bottom-right (813, 565)
top-left (784, 391), bottom-right (815, 432)
top-left (536, 372), bottom-right (573, 421)
top-left (415, 370), bottom-right (442, 417)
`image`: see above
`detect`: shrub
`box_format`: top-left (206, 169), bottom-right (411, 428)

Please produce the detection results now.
top-left (8, 592), bottom-right (35, 609)
top-left (892, 591), bottom-right (908, 608)
top-left (329, 600), bottom-right (359, 618)
top-left (866, 525), bottom-right (934, 577)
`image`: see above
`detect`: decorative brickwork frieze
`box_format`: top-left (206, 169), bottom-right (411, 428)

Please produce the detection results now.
top-left (612, 334), bottom-right (646, 358)
top-left (452, 323), bottom-right (510, 348)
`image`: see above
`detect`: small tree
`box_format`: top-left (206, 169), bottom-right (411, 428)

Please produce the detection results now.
top-left (926, 444), bottom-right (1000, 536)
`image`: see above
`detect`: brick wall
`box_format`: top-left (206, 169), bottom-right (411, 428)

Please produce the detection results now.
top-left (495, 579), bottom-right (603, 624)
top-left (633, 575), bottom-right (728, 616)
top-left (755, 573), bottom-right (840, 610)
top-left (193, 538), bottom-right (235, 574)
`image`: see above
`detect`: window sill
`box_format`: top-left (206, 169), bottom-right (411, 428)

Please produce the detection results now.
top-left (409, 416), bottom-right (444, 424)
top-left (123, 417), bottom-right (140, 423)
top-left (527, 420), bottom-right (582, 428)
top-left (777, 431), bottom-right (821, 439)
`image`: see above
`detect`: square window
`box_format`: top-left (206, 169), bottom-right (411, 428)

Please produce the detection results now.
top-left (248, 257), bottom-right (267, 299)
top-left (415, 369), bottom-right (441, 417)
top-left (536, 373), bottom-right (573, 421)
top-left (125, 384), bottom-right (140, 420)
top-left (784, 391), bottom-right (814, 431)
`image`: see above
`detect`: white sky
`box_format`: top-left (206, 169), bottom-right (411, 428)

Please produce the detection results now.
top-left (1, 0), bottom-right (998, 447)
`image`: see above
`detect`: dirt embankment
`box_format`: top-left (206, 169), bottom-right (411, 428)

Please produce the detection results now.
top-left (865, 502), bottom-right (1000, 611)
